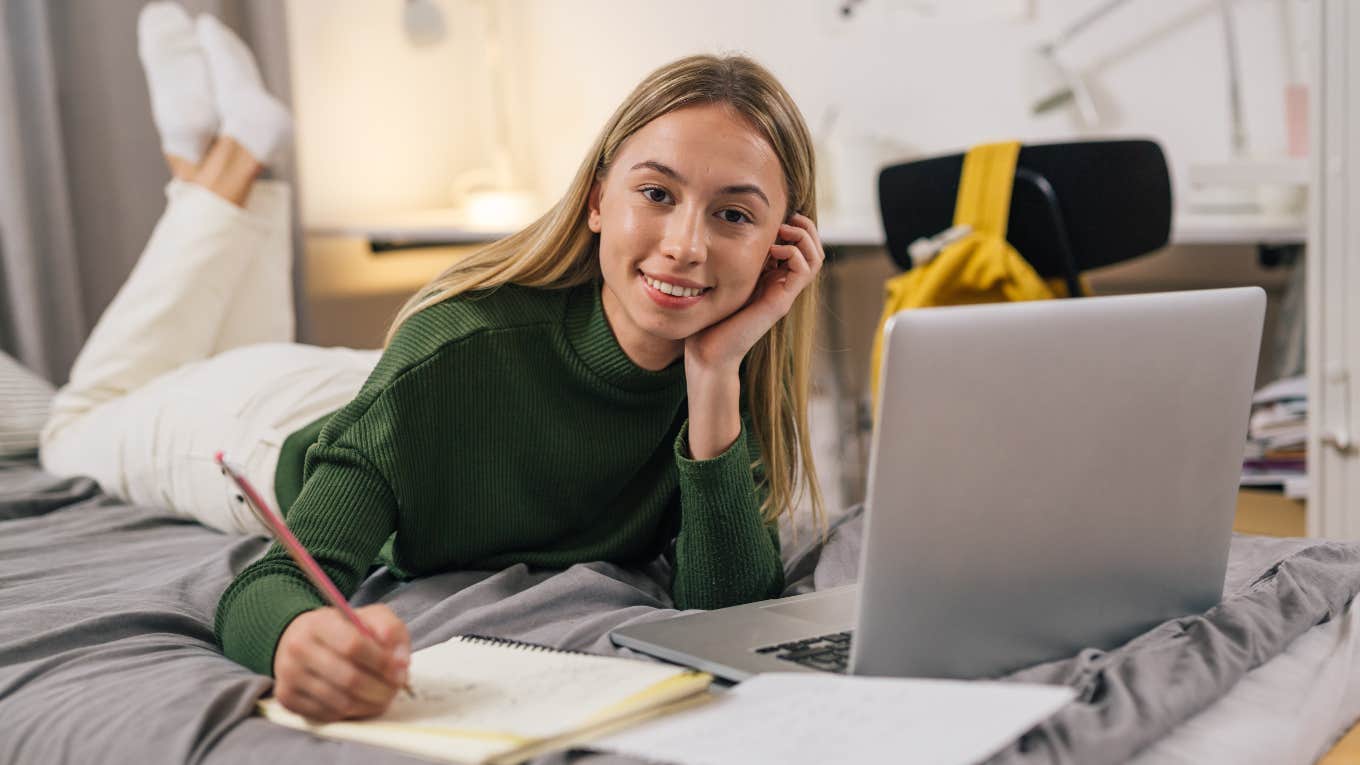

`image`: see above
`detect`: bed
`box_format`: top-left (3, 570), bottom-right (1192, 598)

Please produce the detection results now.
top-left (2, 455), bottom-right (1359, 765)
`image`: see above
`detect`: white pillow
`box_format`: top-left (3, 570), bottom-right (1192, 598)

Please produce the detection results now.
top-left (0, 351), bottom-right (55, 458)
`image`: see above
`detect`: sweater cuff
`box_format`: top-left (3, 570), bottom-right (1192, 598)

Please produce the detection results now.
top-left (671, 420), bottom-right (782, 609)
top-left (674, 419), bottom-right (752, 488)
top-left (216, 569), bottom-right (325, 677)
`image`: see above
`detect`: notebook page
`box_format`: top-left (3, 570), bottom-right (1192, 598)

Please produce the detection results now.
top-left (591, 673), bottom-right (1075, 765)
top-left (374, 637), bottom-right (700, 738)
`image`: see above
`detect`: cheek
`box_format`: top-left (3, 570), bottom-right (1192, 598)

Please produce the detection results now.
top-left (713, 251), bottom-right (768, 306)
top-left (598, 211), bottom-right (657, 269)
top-left (733, 247), bottom-right (769, 287)
top-left (600, 199), bottom-right (655, 241)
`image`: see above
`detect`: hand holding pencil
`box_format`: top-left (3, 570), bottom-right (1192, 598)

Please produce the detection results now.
top-left (215, 452), bottom-right (414, 721)
top-left (273, 603), bottom-right (412, 721)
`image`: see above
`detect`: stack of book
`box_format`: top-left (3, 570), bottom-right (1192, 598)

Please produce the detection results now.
top-left (1241, 375), bottom-right (1308, 498)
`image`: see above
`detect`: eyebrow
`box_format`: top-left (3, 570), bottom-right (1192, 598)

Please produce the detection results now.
top-left (629, 160), bottom-right (770, 209)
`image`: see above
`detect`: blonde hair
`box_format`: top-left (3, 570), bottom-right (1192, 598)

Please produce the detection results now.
top-left (384, 54), bottom-right (824, 534)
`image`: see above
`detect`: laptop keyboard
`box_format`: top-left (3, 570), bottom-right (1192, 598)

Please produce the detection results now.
top-left (755, 631), bottom-right (853, 673)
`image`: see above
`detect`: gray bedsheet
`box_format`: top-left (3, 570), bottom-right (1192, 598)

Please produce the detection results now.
top-left (1, 458), bottom-right (1357, 765)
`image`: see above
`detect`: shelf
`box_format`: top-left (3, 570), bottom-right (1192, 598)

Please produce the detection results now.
top-left (1188, 158), bottom-right (1309, 187)
top-left (1171, 211), bottom-right (1307, 246)
top-left (1240, 472), bottom-right (1310, 499)
top-left (308, 207), bottom-right (520, 246)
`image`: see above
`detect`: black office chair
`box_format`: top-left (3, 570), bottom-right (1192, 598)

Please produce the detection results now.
top-left (876, 139), bottom-right (1174, 297)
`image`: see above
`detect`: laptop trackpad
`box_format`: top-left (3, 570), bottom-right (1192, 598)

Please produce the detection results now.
top-left (759, 590), bottom-right (856, 628)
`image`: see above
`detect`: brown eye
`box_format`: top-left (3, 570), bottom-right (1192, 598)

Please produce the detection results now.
top-left (641, 187), bottom-right (670, 203)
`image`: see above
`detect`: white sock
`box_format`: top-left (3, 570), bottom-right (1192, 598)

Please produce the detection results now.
top-left (138, 2), bottom-right (218, 163)
top-left (195, 14), bottom-right (293, 166)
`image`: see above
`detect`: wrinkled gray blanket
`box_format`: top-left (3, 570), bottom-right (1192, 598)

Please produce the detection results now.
top-left (2, 458), bottom-right (1358, 765)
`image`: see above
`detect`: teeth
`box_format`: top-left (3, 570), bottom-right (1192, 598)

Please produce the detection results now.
top-left (645, 276), bottom-right (706, 298)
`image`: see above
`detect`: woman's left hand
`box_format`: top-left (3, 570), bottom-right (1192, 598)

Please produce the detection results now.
top-left (684, 213), bottom-right (825, 376)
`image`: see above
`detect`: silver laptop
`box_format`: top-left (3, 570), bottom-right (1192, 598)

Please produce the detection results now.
top-left (611, 287), bottom-right (1265, 682)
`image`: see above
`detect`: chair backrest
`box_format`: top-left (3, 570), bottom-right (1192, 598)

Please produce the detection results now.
top-left (876, 139), bottom-right (1173, 281)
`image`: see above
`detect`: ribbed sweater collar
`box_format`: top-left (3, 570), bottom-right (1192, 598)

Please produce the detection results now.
top-left (565, 281), bottom-right (686, 393)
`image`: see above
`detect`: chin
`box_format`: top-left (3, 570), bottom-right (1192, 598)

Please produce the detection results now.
top-left (639, 314), bottom-right (699, 343)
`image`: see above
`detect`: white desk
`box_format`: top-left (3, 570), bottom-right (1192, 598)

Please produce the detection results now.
top-left (307, 209), bottom-right (1306, 250)
top-left (307, 210), bottom-right (889, 249)
top-left (1171, 211), bottom-right (1308, 247)
top-left (809, 210), bottom-right (1309, 248)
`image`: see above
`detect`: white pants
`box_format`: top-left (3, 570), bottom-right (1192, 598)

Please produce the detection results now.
top-left (39, 179), bottom-right (380, 535)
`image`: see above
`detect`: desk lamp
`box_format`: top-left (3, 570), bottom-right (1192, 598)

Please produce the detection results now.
top-left (401, 0), bottom-right (537, 228)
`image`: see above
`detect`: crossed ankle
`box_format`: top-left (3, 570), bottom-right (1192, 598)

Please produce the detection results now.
top-left (196, 14), bottom-right (294, 167)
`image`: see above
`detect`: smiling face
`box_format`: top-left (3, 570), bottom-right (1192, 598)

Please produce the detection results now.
top-left (588, 102), bottom-right (790, 371)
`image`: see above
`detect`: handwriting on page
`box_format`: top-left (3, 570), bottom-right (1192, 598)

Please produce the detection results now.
top-left (373, 639), bottom-right (686, 739)
top-left (405, 682), bottom-right (477, 703)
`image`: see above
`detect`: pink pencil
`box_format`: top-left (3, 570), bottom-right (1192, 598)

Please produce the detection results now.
top-left (214, 451), bottom-right (413, 697)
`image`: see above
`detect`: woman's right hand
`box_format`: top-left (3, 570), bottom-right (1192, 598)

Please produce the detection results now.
top-left (272, 603), bottom-right (411, 722)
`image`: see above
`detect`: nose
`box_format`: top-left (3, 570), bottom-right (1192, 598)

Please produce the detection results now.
top-left (659, 203), bottom-right (707, 266)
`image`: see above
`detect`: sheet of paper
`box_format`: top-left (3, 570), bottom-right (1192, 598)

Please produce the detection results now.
top-left (591, 673), bottom-right (1074, 765)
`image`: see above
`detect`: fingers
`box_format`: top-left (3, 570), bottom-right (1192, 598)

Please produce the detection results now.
top-left (271, 677), bottom-right (340, 721)
top-left (356, 606), bottom-right (411, 674)
top-left (745, 215), bottom-right (823, 322)
top-left (776, 215), bottom-right (825, 283)
top-left (273, 606), bottom-right (409, 722)
top-left (273, 642), bottom-right (395, 722)
top-left (360, 603), bottom-right (412, 662)
top-left (289, 661), bottom-right (390, 721)
top-left (315, 610), bottom-right (405, 685)
top-left (771, 215), bottom-right (822, 292)
top-left (767, 243), bottom-right (799, 273)
top-left (793, 213), bottom-right (826, 271)
top-left (311, 637), bottom-right (403, 705)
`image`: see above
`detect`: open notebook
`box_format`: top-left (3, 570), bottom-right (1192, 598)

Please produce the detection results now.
top-left (258, 635), bottom-right (713, 765)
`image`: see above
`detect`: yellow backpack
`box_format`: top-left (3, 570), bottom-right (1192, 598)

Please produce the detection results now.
top-left (869, 141), bottom-right (1077, 406)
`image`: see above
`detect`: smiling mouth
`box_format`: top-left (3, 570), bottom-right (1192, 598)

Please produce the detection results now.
top-left (639, 271), bottom-right (711, 298)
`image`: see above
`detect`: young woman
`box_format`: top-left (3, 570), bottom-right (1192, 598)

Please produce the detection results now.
top-left (41, 3), bottom-right (825, 723)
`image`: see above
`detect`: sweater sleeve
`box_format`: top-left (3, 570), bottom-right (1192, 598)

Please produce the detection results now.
top-left (213, 419), bottom-right (399, 677)
top-left (670, 418), bottom-right (784, 610)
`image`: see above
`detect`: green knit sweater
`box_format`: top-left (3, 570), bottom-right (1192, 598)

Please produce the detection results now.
top-left (214, 281), bottom-right (784, 676)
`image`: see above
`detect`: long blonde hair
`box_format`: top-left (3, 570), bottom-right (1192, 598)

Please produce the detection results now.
top-left (384, 54), bottom-right (824, 534)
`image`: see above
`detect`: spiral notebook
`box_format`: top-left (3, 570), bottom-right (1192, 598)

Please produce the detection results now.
top-left (257, 634), bottom-right (713, 765)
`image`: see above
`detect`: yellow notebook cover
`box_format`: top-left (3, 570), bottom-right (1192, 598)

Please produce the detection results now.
top-left (257, 635), bottom-right (713, 765)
